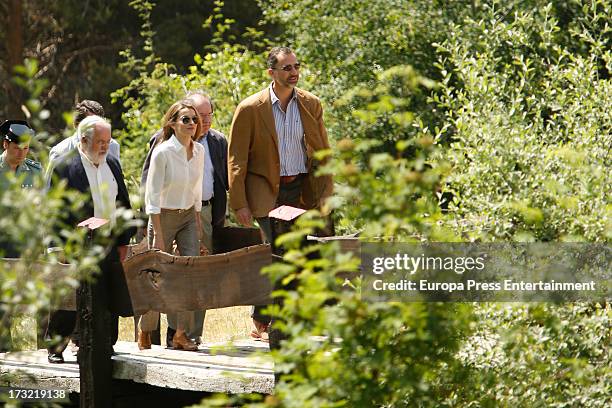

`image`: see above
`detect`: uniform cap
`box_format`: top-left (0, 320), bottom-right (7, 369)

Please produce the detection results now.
top-left (0, 120), bottom-right (34, 144)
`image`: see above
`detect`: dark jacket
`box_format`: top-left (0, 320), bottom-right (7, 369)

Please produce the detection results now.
top-left (53, 153), bottom-right (134, 247)
top-left (52, 152), bottom-right (136, 316)
top-left (141, 129), bottom-right (228, 228)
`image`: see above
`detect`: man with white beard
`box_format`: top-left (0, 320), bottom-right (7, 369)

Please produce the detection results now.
top-left (45, 115), bottom-right (134, 363)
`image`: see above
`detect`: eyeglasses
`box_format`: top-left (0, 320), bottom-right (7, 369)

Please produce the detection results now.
top-left (178, 115), bottom-right (199, 125)
top-left (273, 63), bottom-right (301, 72)
top-left (198, 112), bottom-right (214, 120)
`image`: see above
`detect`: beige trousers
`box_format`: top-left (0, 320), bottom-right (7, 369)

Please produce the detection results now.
top-left (166, 204), bottom-right (213, 340)
top-left (139, 207), bottom-right (199, 332)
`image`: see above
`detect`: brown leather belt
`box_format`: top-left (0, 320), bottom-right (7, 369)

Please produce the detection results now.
top-left (280, 173), bottom-right (306, 185)
top-left (160, 206), bottom-right (193, 214)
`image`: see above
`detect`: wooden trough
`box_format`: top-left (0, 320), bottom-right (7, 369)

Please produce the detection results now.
top-left (122, 242), bottom-right (273, 316)
top-left (121, 227), bottom-right (359, 317)
top-left (1, 227), bottom-right (359, 316)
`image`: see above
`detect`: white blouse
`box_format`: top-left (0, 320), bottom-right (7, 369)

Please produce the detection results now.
top-left (145, 135), bottom-right (205, 215)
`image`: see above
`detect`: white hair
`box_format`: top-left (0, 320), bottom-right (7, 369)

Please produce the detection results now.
top-left (77, 115), bottom-right (110, 143)
top-left (185, 90), bottom-right (213, 110)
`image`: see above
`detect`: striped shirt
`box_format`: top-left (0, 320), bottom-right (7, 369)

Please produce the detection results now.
top-left (269, 83), bottom-right (307, 176)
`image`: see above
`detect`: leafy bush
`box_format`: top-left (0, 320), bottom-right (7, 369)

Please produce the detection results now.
top-left (194, 1), bottom-right (609, 407)
top-left (457, 302), bottom-right (610, 407)
top-left (112, 1), bottom-right (268, 196)
top-left (434, 1), bottom-right (611, 241)
top-left (0, 64), bottom-right (124, 355)
top-left (106, 1), bottom-right (609, 406)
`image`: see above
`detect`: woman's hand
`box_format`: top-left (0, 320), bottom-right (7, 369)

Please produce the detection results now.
top-left (199, 241), bottom-right (210, 256)
top-left (152, 235), bottom-right (165, 252)
top-left (150, 213), bottom-right (165, 252)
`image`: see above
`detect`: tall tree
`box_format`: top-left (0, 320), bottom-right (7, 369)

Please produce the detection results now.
top-left (5, 0), bottom-right (25, 118)
top-left (0, 0), bottom-right (268, 131)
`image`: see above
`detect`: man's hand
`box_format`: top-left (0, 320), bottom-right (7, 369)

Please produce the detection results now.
top-left (118, 245), bottom-right (128, 262)
top-left (235, 207), bottom-right (253, 226)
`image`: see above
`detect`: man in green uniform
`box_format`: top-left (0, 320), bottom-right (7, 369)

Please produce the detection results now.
top-left (0, 120), bottom-right (42, 351)
top-left (0, 120), bottom-right (42, 192)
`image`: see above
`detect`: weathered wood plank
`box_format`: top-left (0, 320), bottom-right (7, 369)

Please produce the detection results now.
top-left (112, 341), bottom-right (273, 394)
top-left (2, 232), bottom-right (360, 318)
top-left (0, 340), bottom-right (274, 394)
top-left (0, 349), bottom-right (80, 393)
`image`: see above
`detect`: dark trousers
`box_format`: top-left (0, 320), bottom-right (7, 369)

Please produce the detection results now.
top-left (46, 248), bottom-right (125, 354)
top-left (252, 175), bottom-right (304, 325)
top-left (0, 243), bottom-right (19, 258)
top-left (46, 310), bottom-right (118, 354)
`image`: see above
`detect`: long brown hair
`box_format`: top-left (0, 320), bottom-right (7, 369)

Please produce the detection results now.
top-left (157, 99), bottom-right (202, 146)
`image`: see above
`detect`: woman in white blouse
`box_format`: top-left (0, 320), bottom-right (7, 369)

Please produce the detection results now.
top-left (138, 99), bottom-right (205, 351)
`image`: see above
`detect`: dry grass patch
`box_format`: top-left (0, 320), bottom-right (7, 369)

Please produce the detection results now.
top-left (118, 306), bottom-right (253, 345)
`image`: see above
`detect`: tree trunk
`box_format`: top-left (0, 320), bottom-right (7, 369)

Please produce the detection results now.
top-left (6, 0), bottom-right (25, 119)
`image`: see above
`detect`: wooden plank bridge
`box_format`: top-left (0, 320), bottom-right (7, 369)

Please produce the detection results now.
top-left (1, 219), bottom-right (359, 406)
top-left (0, 340), bottom-right (274, 395)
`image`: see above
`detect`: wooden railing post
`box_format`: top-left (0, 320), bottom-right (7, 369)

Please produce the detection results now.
top-left (77, 228), bottom-right (113, 408)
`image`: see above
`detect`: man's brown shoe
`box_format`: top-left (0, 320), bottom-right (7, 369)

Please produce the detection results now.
top-left (172, 331), bottom-right (198, 351)
top-left (138, 330), bottom-right (152, 350)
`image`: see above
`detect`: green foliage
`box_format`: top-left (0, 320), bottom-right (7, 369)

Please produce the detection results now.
top-left (0, 180), bottom-right (98, 348)
top-left (265, 223), bottom-right (474, 407)
top-left (111, 0), bottom-right (269, 196)
top-left (458, 302), bottom-right (611, 407)
top-left (0, 60), bottom-right (137, 356)
top-left (329, 65), bottom-right (452, 239)
top-left (152, 0), bottom-right (268, 68)
top-left (198, 214), bottom-right (476, 408)
top-left (194, 1), bottom-right (609, 407)
top-left (434, 0), bottom-right (611, 241)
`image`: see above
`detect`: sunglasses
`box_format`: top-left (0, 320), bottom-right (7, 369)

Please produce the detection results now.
top-left (178, 115), bottom-right (199, 125)
top-left (273, 63), bottom-right (301, 72)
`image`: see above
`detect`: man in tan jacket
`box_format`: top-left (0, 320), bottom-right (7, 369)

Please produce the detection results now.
top-left (228, 46), bottom-right (333, 337)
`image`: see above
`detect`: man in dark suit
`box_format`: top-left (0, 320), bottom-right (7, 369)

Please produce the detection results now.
top-left (138, 91), bottom-right (228, 347)
top-left (46, 115), bottom-right (134, 363)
